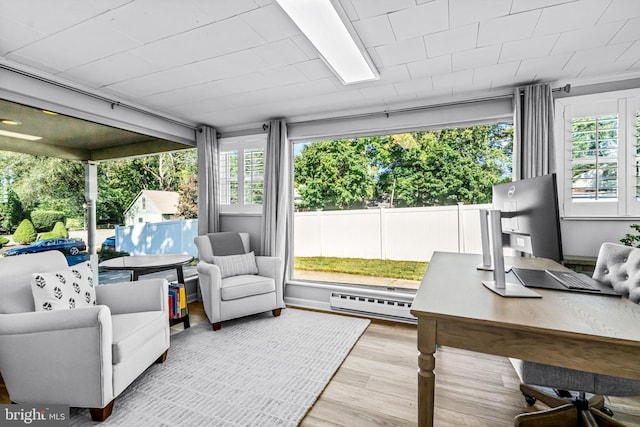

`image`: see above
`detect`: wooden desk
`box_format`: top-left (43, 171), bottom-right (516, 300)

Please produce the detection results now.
top-left (410, 252), bottom-right (640, 427)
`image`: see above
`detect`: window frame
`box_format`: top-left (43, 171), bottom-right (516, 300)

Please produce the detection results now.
top-left (218, 134), bottom-right (266, 214)
top-left (556, 89), bottom-right (639, 219)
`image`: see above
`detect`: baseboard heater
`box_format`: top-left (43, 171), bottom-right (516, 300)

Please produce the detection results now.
top-left (329, 291), bottom-right (415, 320)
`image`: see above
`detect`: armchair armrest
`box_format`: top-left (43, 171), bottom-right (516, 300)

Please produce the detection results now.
top-left (256, 256), bottom-right (284, 308)
top-left (196, 261), bottom-right (222, 323)
top-left (96, 278), bottom-right (168, 315)
top-left (0, 307), bottom-right (114, 407)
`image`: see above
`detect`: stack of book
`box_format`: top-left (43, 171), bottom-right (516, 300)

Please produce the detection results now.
top-left (168, 283), bottom-right (187, 320)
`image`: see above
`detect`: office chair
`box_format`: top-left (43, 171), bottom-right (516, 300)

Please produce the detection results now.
top-left (512, 242), bottom-right (640, 426)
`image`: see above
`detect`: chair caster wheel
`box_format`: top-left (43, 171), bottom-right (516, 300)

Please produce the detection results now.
top-left (600, 407), bottom-right (614, 417)
top-left (524, 394), bottom-right (536, 406)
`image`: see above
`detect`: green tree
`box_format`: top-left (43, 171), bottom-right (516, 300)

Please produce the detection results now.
top-left (0, 187), bottom-right (25, 232)
top-left (177, 175), bottom-right (198, 219)
top-left (13, 219), bottom-right (37, 244)
top-left (294, 139), bottom-right (374, 210)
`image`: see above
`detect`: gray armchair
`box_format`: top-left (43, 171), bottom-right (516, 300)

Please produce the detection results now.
top-left (0, 251), bottom-right (170, 422)
top-left (512, 242), bottom-right (640, 426)
top-left (194, 232), bottom-right (284, 331)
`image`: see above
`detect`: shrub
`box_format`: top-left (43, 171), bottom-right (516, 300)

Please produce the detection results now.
top-left (66, 218), bottom-right (83, 231)
top-left (0, 236), bottom-right (9, 248)
top-left (51, 221), bottom-right (69, 238)
top-left (621, 224), bottom-right (640, 248)
top-left (13, 219), bottom-right (37, 244)
top-left (37, 231), bottom-right (58, 241)
top-left (31, 210), bottom-right (66, 232)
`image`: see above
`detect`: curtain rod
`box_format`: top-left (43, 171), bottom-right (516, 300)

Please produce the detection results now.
top-left (518, 83), bottom-right (571, 94)
top-left (0, 63), bottom-right (197, 130)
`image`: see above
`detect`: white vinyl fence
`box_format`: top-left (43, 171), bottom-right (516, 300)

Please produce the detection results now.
top-left (294, 204), bottom-right (491, 262)
top-left (115, 204), bottom-right (490, 262)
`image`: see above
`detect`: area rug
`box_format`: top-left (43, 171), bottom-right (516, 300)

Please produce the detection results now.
top-left (69, 308), bottom-right (370, 426)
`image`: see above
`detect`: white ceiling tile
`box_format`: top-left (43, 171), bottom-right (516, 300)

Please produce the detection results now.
top-left (290, 35), bottom-right (320, 60)
top-left (579, 59), bottom-right (639, 78)
top-left (611, 17), bottom-right (640, 44)
top-left (510, 0), bottom-right (574, 14)
top-left (516, 53), bottom-right (573, 80)
top-left (564, 43), bottom-right (633, 75)
top-left (359, 84), bottom-right (398, 100)
top-left (473, 61), bottom-right (520, 85)
top-left (251, 39), bottom-right (309, 68)
top-left (349, 0), bottom-right (416, 19)
top-left (3, 51), bottom-right (64, 75)
top-left (425, 24), bottom-right (478, 58)
top-left (500, 35), bottom-right (558, 63)
top-left (453, 45), bottom-right (501, 71)
top-left (0, 0), bottom-right (130, 35)
top-left (60, 52), bottom-right (158, 88)
top-left (129, 17), bottom-right (264, 69)
top-left (103, 0), bottom-right (212, 44)
top-left (407, 56), bottom-right (452, 79)
top-left (432, 69), bottom-right (474, 92)
top-left (376, 64), bottom-right (411, 83)
top-left (534, 0), bottom-right (609, 36)
top-left (449, 0), bottom-right (511, 28)
top-left (257, 65), bottom-right (310, 88)
top-left (388, 0), bottom-right (449, 40)
top-left (353, 15), bottom-right (396, 47)
top-left (477, 10), bottom-right (540, 46)
top-left (375, 37), bottom-right (426, 67)
top-left (295, 59), bottom-right (335, 80)
top-left (0, 16), bottom-right (48, 55)
top-left (241, 4), bottom-right (300, 42)
top-left (188, 0), bottom-right (261, 22)
top-left (551, 21), bottom-right (624, 54)
top-left (599, 0), bottom-right (640, 23)
top-left (394, 77), bottom-right (434, 96)
top-left (10, 19), bottom-right (140, 71)
top-left (617, 41), bottom-right (640, 64)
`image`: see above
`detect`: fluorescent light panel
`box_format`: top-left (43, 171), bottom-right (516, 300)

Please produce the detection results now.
top-left (0, 129), bottom-right (42, 141)
top-left (276, 0), bottom-right (378, 84)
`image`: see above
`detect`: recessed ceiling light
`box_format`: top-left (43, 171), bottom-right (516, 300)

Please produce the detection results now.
top-left (275, 0), bottom-right (378, 85)
top-left (0, 129), bottom-right (42, 141)
top-left (42, 110), bottom-right (58, 115)
top-left (0, 119), bottom-right (21, 125)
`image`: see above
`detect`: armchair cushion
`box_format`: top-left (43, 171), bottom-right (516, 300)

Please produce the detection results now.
top-left (111, 311), bottom-right (167, 364)
top-left (221, 275), bottom-right (275, 301)
top-left (31, 263), bottom-right (96, 311)
top-left (212, 251), bottom-right (259, 278)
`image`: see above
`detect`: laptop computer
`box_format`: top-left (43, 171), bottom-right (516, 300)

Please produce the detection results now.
top-left (511, 267), bottom-right (619, 296)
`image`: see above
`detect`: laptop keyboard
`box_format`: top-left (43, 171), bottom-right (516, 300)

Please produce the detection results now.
top-left (545, 270), bottom-right (600, 292)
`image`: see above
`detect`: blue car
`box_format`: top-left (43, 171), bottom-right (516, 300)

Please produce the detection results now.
top-left (101, 235), bottom-right (116, 251)
top-left (3, 238), bottom-right (87, 257)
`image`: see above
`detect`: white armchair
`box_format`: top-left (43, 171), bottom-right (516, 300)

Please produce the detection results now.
top-left (0, 251), bottom-right (170, 422)
top-left (194, 232), bottom-right (284, 331)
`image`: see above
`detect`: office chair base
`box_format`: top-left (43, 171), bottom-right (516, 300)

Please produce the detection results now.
top-left (518, 384), bottom-right (623, 427)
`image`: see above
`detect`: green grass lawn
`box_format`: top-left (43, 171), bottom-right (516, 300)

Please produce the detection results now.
top-left (294, 256), bottom-right (428, 281)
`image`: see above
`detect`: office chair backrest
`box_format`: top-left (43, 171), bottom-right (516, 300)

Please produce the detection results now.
top-left (592, 242), bottom-right (640, 303)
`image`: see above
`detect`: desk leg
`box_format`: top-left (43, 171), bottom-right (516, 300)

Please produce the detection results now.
top-left (417, 318), bottom-right (437, 427)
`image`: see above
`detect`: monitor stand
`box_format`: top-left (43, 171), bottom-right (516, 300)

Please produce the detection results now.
top-left (476, 209), bottom-right (511, 272)
top-left (482, 209), bottom-right (541, 298)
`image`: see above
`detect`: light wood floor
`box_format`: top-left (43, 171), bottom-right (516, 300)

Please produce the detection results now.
top-left (2, 302), bottom-right (640, 426)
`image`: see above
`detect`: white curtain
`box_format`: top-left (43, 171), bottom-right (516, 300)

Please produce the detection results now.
top-left (513, 83), bottom-right (555, 179)
top-left (196, 125), bottom-right (220, 235)
top-left (260, 120), bottom-right (292, 283)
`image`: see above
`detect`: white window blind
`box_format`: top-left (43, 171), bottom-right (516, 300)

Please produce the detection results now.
top-left (558, 91), bottom-right (640, 218)
top-left (218, 135), bottom-right (266, 213)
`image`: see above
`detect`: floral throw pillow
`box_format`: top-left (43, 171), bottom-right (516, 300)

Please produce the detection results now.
top-left (31, 263), bottom-right (97, 311)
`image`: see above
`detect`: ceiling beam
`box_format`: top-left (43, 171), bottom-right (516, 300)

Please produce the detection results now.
top-left (0, 138), bottom-right (89, 160)
top-left (90, 140), bottom-right (194, 161)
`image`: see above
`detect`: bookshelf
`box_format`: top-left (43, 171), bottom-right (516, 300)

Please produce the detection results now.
top-left (168, 282), bottom-right (190, 329)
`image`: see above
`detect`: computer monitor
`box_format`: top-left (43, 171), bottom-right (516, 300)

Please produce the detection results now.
top-left (492, 173), bottom-right (563, 262)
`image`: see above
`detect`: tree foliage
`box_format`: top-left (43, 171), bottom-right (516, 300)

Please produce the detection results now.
top-left (294, 123), bottom-right (513, 210)
top-left (177, 175), bottom-right (198, 219)
top-left (13, 219), bottom-right (37, 244)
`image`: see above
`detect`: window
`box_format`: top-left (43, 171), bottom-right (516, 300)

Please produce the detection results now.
top-left (557, 90), bottom-right (639, 217)
top-left (219, 135), bottom-right (266, 213)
